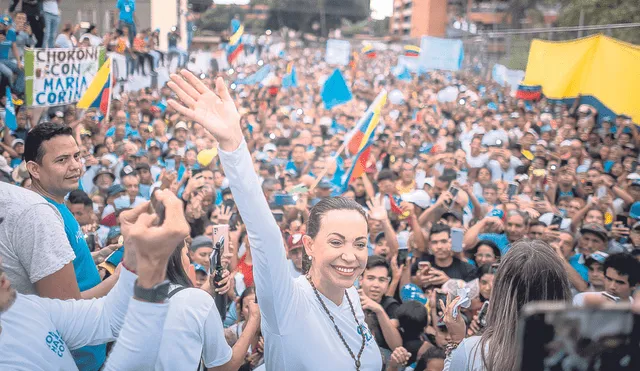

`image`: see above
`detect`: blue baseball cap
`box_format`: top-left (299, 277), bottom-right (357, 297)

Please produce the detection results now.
top-left (488, 208), bottom-right (504, 220)
top-left (0, 15), bottom-right (12, 26)
top-left (192, 263), bottom-right (208, 274)
top-left (400, 284), bottom-right (427, 305)
top-left (107, 226), bottom-right (121, 241)
top-left (107, 184), bottom-right (125, 197)
top-left (630, 202), bottom-right (640, 220)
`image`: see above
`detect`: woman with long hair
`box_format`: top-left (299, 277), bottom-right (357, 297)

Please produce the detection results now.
top-left (441, 240), bottom-right (571, 371)
top-left (152, 238), bottom-right (260, 370)
top-left (167, 71), bottom-right (382, 370)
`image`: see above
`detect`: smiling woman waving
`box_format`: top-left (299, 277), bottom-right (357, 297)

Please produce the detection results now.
top-left (167, 70), bottom-right (382, 371)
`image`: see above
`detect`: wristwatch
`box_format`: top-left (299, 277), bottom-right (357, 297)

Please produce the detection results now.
top-left (134, 279), bottom-right (171, 303)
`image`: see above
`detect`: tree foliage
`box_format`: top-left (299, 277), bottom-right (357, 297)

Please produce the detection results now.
top-left (557, 0), bottom-right (640, 44)
top-left (263, 0), bottom-right (370, 35)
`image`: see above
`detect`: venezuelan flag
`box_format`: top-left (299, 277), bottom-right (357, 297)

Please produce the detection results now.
top-left (362, 44), bottom-right (376, 59)
top-left (388, 194), bottom-right (404, 215)
top-left (341, 142), bottom-right (372, 189)
top-left (227, 24), bottom-right (244, 64)
top-left (404, 45), bottom-right (420, 57)
top-left (77, 58), bottom-right (112, 115)
top-left (345, 90), bottom-right (387, 156)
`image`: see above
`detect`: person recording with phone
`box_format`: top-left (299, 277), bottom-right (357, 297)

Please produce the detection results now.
top-left (411, 224), bottom-right (476, 290)
top-left (573, 252), bottom-right (639, 306)
top-left (167, 71), bottom-right (383, 370)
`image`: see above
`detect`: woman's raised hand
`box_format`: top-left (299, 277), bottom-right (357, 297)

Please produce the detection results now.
top-left (167, 71), bottom-right (243, 152)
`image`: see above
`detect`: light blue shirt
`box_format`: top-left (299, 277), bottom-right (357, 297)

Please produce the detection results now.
top-left (45, 197), bottom-right (106, 371)
top-left (478, 233), bottom-right (511, 255)
top-left (117, 0), bottom-right (136, 24)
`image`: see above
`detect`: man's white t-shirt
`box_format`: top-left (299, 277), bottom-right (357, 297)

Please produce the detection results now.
top-left (156, 287), bottom-right (232, 370)
top-left (220, 141), bottom-right (383, 371)
top-left (0, 183), bottom-right (76, 295)
top-left (0, 268), bottom-right (169, 371)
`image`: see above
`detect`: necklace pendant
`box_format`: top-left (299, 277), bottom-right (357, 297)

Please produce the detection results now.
top-left (355, 360), bottom-right (361, 369)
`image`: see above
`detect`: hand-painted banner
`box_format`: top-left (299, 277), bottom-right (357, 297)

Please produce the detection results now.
top-left (325, 39), bottom-right (351, 66)
top-left (419, 36), bottom-right (464, 72)
top-left (25, 47), bottom-right (107, 107)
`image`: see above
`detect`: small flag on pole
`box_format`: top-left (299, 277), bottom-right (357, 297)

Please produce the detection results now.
top-left (341, 142), bottom-right (372, 190)
top-left (77, 58), bottom-right (112, 115)
top-left (344, 90), bottom-right (387, 156)
top-left (362, 44), bottom-right (376, 59)
top-left (404, 45), bottom-right (420, 57)
top-left (282, 62), bottom-right (298, 89)
top-left (227, 23), bottom-right (244, 64)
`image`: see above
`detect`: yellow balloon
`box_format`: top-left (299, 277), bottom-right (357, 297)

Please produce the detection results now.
top-left (197, 148), bottom-right (218, 167)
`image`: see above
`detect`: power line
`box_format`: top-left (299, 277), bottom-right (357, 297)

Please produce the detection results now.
top-left (482, 22), bottom-right (640, 36)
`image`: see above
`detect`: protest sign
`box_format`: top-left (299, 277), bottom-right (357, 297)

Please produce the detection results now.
top-left (325, 39), bottom-right (351, 66)
top-left (24, 47), bottom-right (107, 107)
top-left (419, 37), bottom-right (464, 72)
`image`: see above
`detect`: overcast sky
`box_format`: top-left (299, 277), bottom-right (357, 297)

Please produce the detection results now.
top-left (212, 0), bottom-right (393, 20)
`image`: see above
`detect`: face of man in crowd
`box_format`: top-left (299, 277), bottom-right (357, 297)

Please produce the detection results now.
top-left (528, 224), bottom-right (545, 240)
top-left (584, 209), bottom-right (604, 225)
top-left (374, 238), bottom-right (389, 257)
top-left (288, 247), bottom-right (303, 271)
top-left (292, 145), bottom-right (305, 163)
top-left (175, 128), bottom-right (188, 143)
top-left (587, 262), bottom-right (605, 290)
top-left (138, 168), bottom-right (152, 184)
top-left (505, 214), bottom-right (526, 243)
top-left (429, 231), bottom-right (452, 261)
top-left (483, 188), bottom-right (497, 205)
top-left (578, 233), bottom-right (606, 255)
top-left (68, 202), bottom-right (94, 226)
top-left (604, 267), bottom-right (633, 300)
top-left (28, 135), bottom-right (82, 197)
top-left (360, 265), bottom-right (390, 303)
top-left (122, 175), bottom-right (139, 200)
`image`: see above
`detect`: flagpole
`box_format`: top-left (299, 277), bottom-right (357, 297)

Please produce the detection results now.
top-left (104, 56), bottom-right (113, 127)
top-left (308, 140), bottom-right (347, 191)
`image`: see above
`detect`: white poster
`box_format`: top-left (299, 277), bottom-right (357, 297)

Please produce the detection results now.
top-left (325, 39), bottom-right (351, 66)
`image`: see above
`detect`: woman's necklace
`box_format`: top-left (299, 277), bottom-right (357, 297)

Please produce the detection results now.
top-left (306, 275), bottom-right (366, 371)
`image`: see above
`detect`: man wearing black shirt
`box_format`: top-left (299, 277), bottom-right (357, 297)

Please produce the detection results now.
top-left (359, 255), bottom-right (402, 357)
top-left (412, 223), bottom-right (477, 289)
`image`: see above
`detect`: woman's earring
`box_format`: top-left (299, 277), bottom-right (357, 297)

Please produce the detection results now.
top-left (308, 256), bottom-right (313, 261)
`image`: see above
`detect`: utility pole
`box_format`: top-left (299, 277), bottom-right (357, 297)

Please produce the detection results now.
top-left (578, 9), bottom-right (585, 38)
top-left (319, 0), bottom-right (327, 37)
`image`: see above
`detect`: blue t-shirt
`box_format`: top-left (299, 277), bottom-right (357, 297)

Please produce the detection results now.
top-left (45, 198), bottom-right (106, 371)
top-left (0, 28), bottom-right (16, 60)
top-left (569, 254), bottom-right (589, 282)
top-left (478, 233), bottom-right (511, 255)
top-left (117, 0), bottom-right (136, 24)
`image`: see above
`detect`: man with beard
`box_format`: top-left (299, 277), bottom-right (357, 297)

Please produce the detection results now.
top-left (464, 210), bottom-right (528, 254)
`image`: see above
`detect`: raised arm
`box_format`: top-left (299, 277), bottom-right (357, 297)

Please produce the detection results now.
top-left (167, 71), bottom-right (298, 332)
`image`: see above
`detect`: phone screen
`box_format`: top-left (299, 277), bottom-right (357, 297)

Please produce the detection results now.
top-left (450, 228), bottom-right (464, 253)
top-left (534, 190), bottom-right (544, 201)
top-left (447, 187), bottom-right (459, 208)
top-left (435, 292), bottom-right (448, 326)
top-left (274, 194), bottom-right (297, 206)
top-left (397, 249), bottom-right (409, 267)
top-left (550, 214), bottom-right (563, 227)
top-left (507, 183), bottom-right (518, 200)
top-left (597, 186), bottom-right (608, 198)
top-left (616, 214), bottom-right (628, 227)
top-left (518, 303), bottom-right (639, 371)
top-left (212, 225), bottom-right (230, 272)
top-left (477, 301), bottom-right (490, 328)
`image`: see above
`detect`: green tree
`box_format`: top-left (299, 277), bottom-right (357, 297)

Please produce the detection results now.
top-left (557, 0), bottom-right (640, 44)
top-left (196, 5), bottom-right (246, 33)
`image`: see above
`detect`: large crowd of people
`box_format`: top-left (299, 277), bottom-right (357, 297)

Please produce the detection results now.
top-left (1, 1), bottom-right (640, 371)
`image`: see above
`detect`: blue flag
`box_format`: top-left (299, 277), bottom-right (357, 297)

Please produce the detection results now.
top-left (396, 66), bottom-right (412, 81)
top-left (5, 86), bottom-right (16, 131)
top-left (234, 65), bottom-right (271, 86)
top-left (321, 69), bottom-right (352, 109)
